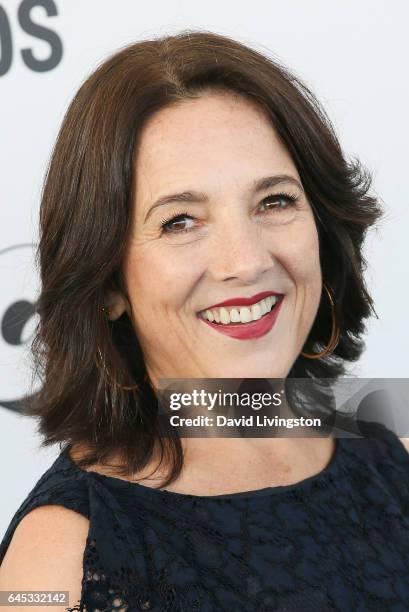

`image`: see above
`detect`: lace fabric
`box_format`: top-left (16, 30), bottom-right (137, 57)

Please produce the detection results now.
top-left (1, 421), bottom-right (409, 611)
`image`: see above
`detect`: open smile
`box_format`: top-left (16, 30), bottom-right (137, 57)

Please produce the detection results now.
top-left (197, 293), bottom-right (284, 340)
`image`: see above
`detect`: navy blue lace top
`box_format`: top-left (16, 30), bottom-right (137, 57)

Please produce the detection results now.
top-left (1, 420), bottom-right (409, 611)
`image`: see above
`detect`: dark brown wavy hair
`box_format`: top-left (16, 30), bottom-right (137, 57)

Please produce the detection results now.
top-left (23, 29), bottom-right (383, 487)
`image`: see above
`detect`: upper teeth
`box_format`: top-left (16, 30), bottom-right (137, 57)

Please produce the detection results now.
top-left (199, 295), bottom-right (279, 325)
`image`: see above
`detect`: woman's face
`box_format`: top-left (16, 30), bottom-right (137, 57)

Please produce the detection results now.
top-left (121, 91), bottom-right (322, 385)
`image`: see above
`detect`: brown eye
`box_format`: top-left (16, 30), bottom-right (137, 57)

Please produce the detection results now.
top-left (260, 193), bottom-right (298, 212)
top-left (160, 212), bottom-right (195, 234)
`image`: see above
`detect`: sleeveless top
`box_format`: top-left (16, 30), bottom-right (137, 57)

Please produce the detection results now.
top-left (1, 420), bottom-right (409, 612)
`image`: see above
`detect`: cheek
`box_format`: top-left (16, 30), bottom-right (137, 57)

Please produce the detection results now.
top-left (282, 218), bottom-right (321, 283)
top-left (297, 228), bottom-right (322, 320)
top-left (277, 219), bottom-right (322, 326)
top-left (123, 245), bottom-right (199, 315)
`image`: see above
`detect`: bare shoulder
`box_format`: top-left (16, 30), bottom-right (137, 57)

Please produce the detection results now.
top-left (399, 438), bottom-right (409, 453)
top-left (68, 442), bottom-right (166, 484)
top-left (0, 504), bottom-right (90, 611)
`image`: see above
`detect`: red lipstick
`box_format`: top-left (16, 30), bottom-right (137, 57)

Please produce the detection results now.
top-left (199, 294), bottom-right (284, 340)
top-left (206, 291), bottom-right (283, 310)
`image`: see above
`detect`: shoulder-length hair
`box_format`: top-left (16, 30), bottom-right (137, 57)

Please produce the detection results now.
top-left (24, 29), bottom-right (383, 487)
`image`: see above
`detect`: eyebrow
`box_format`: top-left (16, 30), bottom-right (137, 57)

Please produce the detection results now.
top-left (143, 174), bottom-right (304, 222)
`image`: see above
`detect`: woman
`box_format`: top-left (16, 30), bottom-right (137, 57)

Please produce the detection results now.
top-left (1, 29), bottom-right (409, 611)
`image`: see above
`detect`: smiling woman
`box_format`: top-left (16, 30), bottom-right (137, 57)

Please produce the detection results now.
top-left (1, 28), bottom-right (409, 612)
top-left (119, 89), bottom-right (323, 377)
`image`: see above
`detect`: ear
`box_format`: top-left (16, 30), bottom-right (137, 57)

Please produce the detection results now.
top-left (103, 290), bottom-right (131, 321)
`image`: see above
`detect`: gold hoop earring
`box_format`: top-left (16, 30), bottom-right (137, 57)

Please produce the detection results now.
top-left (301, 283), bottom-right (340, 359)
top-left (95, 345), bottom-right (147, 391)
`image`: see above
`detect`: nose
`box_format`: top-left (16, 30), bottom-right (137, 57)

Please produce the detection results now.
top-left (208, 219), bottom-right (274, 284)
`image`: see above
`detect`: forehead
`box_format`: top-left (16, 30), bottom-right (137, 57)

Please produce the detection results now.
top-left (133, 91), bottom-right (298, 199)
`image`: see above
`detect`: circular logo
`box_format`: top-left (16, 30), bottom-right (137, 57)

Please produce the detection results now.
top-left (0, 243), bottom-right (40, 412)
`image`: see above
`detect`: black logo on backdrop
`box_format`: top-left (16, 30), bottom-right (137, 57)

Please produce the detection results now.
top-left (0, 243), bottom-right (39, 412)
top-left (0, 0), bottom-right (63, 77)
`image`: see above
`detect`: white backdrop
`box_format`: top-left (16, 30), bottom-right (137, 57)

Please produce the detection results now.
top-left (1, 0), bottom-right (408, 538)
